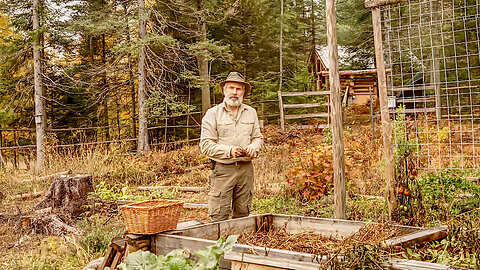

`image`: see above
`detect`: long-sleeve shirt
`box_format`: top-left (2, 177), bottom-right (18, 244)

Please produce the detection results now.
top-left (200, 102), bottom-right (263, 164)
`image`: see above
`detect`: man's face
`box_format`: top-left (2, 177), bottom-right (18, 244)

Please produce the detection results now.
top-left (223, 81), bottom-right (245, 107)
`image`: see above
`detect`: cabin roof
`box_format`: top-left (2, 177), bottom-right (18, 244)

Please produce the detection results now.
top-left (310, 45), bottom-right (375, 70)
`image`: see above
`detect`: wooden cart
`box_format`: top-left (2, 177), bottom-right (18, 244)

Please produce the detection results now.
top-left (153, 214), bottom-right (448, 270)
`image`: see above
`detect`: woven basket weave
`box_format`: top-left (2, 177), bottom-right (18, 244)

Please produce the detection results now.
top-left (120, 199), bottom-right (184, 234)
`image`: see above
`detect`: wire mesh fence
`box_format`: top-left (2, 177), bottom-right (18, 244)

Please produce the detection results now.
top-left (380, 0), bottom-right (480, 170)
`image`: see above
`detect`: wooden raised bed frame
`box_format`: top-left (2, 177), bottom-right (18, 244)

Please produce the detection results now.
top-left (153, 214), bottom-right (448, 270)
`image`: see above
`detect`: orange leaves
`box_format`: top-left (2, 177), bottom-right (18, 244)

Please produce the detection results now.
top-left (286, 145), bottom-right (335, 201)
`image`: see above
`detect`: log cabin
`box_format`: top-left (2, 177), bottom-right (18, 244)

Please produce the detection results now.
top-left (308, 45), bottom-right (378, 106)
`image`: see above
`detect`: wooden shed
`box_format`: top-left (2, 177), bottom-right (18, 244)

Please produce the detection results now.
top-left (308, 45), bottom-right (378, 106)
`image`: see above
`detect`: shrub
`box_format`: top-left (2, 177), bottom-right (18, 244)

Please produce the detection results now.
top-left (80, 227), bottom-right (115, 254)
top-left (286, 145), bottom-right (335, 201)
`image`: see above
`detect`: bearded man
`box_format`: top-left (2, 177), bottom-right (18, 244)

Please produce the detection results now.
top-left (200, 72), bottom-right (263, 222)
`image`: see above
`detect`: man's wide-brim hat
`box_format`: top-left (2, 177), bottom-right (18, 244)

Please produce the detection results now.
top-left (219, 72), bottom-right (252, 96)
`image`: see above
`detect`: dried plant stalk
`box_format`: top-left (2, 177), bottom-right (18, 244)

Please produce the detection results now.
top-left (237, 222), bottom-right (402, 256)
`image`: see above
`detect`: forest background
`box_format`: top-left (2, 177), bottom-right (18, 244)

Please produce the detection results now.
top-left (0, 0), bottom-right (373, 149)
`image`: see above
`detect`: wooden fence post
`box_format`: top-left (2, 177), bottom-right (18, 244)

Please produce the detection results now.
top-left (0, 130), bottom-right (5, 168)
top-left (326, 0), bottom-right (346, 219)
top-left (370, 5), bottom-right (396, 219)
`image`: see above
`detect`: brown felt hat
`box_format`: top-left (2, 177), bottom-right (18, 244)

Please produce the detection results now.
top-left (219, 72), bottom-right (252, 96)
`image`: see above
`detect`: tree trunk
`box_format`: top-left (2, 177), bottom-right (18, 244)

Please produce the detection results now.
top-left (278, 0), bottom-right (285, 131)
top-left (196, 0), bottom-right (211, 116)
top-left (125, 3), bottom-right (137, 140)
top-left (311, 0), bottom-right (316, 47)
top-left (33, 0), bottom-right (45, 171)
top-left (137, 0), bottom-right (149, 155)
top-left (30, 214), bottom-right (81, 235)
top-left (36, 174), bottom-right (94, 217)
top-left (102, 34), bottom-right (110, 141)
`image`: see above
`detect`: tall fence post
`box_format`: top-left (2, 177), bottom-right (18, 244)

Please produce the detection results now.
top-left (0, 130), bottom-right (5, 168)
top-left (326, 0), bottom-right (346, 219)
top-left (370, 5), bottom-right (396, 219)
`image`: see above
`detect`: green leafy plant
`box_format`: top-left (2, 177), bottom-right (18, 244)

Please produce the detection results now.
top-left (79, 227), bottom-right (115, 255)
top-left (95, 181), bottom-right (132, 201)
top-left (414, 170), bottom-right (480, 224)
top-left (107, 235), bottom-right (238, 270)
top-left (393, 105), bottom-right (422, 224)
top-left (325, 244), bottom-right (386, 270)
top-left (403, 216), bottom-right (480, 269)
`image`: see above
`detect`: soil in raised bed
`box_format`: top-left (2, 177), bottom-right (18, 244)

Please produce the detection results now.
top-left (238, 222), bottom-right (403, 255)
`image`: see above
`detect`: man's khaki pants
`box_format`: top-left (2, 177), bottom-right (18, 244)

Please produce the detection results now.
top-left (208, 161), bottom-right (254, 222)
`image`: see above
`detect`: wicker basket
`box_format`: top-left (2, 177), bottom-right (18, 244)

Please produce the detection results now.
top-left (120, 199), bottom-right (184, 234)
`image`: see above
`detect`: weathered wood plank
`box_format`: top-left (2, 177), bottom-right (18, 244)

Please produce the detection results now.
top-left (137, 186), bottom-right (207, 192)
top-left (389, 108), bottom-right (437, 114)
top-left (272, 214), bottom-right (367, 238)
top-left (382, 228), bottom-right (447, 248)
top-left (176, 220), bottom-right (204, 230)
top-left (281, 91), bottom-right (330, 97)
top-left (287, 124), bottom-right (330, 130)
top-left (12, 191), bottom-right (45, 200)
top-left (387, 258), bottom-right (451, 270)
top-left (391, 85), bottom-right (435, 92)
top-left (184, 203), bottom-right (209, 209)
top-left (396, 97), bottom-right (436, 104)
top-left (226, 252), bottom-right (321, 270)
top-left (155, 234), bottom-right (325, 268)
top-left (98, 246), bottom-right (114, 270)
top-left (283, 103), bottom-right (326, 109)
top-left (326, 0), bottom-right (347, 220)
top-left (284, 113), bottom-right (329, 120)
top-left (365, 0), bottom-right (408, 9)
top-left (231, 261), bottom-right (284, 270)
top-left (372, 6), bottom-right (396, 219)
top-left (320, 69), bottom-right (378, 76)
top-left (219, 215), bottom-right (257, 237)
top-left (169, 215), bottom-right (258, 240)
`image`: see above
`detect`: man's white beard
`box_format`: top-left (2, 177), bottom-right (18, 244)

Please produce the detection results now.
top-left (224, 95), bottom-right (243, 107)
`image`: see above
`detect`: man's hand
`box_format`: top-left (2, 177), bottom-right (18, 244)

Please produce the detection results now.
top-left (244, 145), bottom-right (257, 158)
top-left (230, 146), bottom-right (245, 158)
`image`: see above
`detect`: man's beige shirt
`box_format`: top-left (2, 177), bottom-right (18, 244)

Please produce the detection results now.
top-left (200, 102), bottom-right (263, 164)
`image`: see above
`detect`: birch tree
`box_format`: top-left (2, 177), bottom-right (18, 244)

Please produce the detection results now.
top-left (33, 0), bottom-right (45, 170)
top-left (137, 0), bottom-right (149, 155)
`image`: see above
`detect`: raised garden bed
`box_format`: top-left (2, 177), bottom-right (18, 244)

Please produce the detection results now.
top-left (153, 214), bottom-right (448, 270)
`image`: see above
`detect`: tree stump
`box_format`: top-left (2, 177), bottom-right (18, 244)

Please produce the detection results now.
top-left (36, 174), bottom-right (94, 217)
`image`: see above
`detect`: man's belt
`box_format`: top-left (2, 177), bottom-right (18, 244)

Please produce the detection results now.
top-left (210, 159), bottom-right (251, 169)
